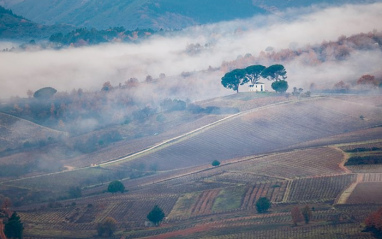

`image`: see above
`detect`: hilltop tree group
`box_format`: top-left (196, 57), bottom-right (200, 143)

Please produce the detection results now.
top-left (221, 64), bottom-right (288, 93)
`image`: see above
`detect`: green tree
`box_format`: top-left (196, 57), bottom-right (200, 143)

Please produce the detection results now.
top-left (147, 205), bottom-right (165, 226)
top-left (107, 180), bottom-right (125, 193)
top-left (244, 65), bottom-right (266, 84)
top-left (301, 205), bottom-right (312, 224)
top-left (271, 80), bottom-right (289, 93)
top-left (96, 217), bottom-right (117, 237)
top-left (211, 160), bottom-right (220, 167)
top-left (221, 69), bottom-right (248, 93)
top-left (261, 64), bottom-right (288, 93)
top-left (261, 64), bottom-right (287, 82)
top-left (255, 197), bottom-right (271, 213)
top-left (4, 212), bottom-right (24, 239)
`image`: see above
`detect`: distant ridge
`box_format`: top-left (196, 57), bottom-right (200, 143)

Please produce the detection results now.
top-left (1, 0), bottom-right (266, 30)
top-left (0, 5), bottom-right (73, 40)
top-left (1, 0), bottom-right (380, 30)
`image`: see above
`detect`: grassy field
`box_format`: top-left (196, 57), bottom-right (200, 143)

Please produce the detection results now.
top-left (212, 186), bottom-right (246, 212)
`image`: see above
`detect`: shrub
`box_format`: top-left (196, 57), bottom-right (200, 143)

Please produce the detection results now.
top-left (255, 197), bottom-right (271, 213)
top-left (147, 205), bottom-right (165, 226)
top-left (107, 180), bottom-right (125, 193)
top-left (97, 217), bottom-right (117, 237)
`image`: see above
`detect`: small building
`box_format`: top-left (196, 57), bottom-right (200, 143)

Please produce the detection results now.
top-left (248, 82), bottom-right (265, 92)
top-left (144, 221), bottom-right (155, 227)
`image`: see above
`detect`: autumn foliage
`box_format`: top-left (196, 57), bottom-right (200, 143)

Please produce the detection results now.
top-left (357, 75), bottom-right (378, 87)
top-left (364, 207), bottom-right (382, 237)
top-left (291, 206), bottom-right (304, 226)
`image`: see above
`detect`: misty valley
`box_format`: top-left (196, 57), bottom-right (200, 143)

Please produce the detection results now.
top-left (1, 1), bottom-right (382, 239)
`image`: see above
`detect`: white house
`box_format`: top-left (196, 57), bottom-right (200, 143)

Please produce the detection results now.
top-left (248, 82), bottom-right (265, 92)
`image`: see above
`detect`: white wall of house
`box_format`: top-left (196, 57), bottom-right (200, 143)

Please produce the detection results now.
top-left (248, 83), bottom-right (265, 92)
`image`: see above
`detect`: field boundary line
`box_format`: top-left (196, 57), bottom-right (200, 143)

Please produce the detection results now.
top-left (329, 146), bottom-right (352, 174)
top-left (0, 112), bottom-right (69, 135)
top-left (99, 112), bottom-right (242, 167)
top-left (334, 173), bottom-right (362, 205)
top-left (281, 179), bottom-right (293, 203)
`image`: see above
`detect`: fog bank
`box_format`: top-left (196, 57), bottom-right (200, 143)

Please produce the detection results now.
top-left (0, 3), bottom-right (381, 99)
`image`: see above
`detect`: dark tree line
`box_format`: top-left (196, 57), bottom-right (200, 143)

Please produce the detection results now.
top-left (49, 27), bottom-right (155, 46)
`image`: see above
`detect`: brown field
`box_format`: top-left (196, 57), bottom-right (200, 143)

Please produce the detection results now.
top-left (216, 147), bottom-right (348, 179)
top-left (346, 182), bottom-right (382, 204)
top-left (111, 96), bottom-right (382, 171)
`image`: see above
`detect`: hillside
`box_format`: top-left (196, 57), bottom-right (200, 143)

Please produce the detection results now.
top-left (2, 0), bottom-right (380, 30)
top-left (105, 94), bottom-right (382, 171)
top-left (2, 93), bottom-right (381, 194)
top-left (0, 112), bottom-right (66, 153)
top-left (0, 6), bottom-right (72, 40)
top-left (0, 93), bottom-right (381, 238)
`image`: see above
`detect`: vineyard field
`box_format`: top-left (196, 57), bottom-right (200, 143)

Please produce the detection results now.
top-left (287, 175), bottom-right (357, 202)
top-left (362, 173), bottom-right (382, 182)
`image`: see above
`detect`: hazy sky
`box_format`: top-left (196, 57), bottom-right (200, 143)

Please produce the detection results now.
top-left (0, 2), bottom-right (381, 99)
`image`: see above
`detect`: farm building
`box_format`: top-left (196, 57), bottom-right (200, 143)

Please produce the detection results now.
top-left (248, 82), bottom-right (265, 92)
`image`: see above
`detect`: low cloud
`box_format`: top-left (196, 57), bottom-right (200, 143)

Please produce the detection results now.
top-left (0, 2), bottom-right (381, 99)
